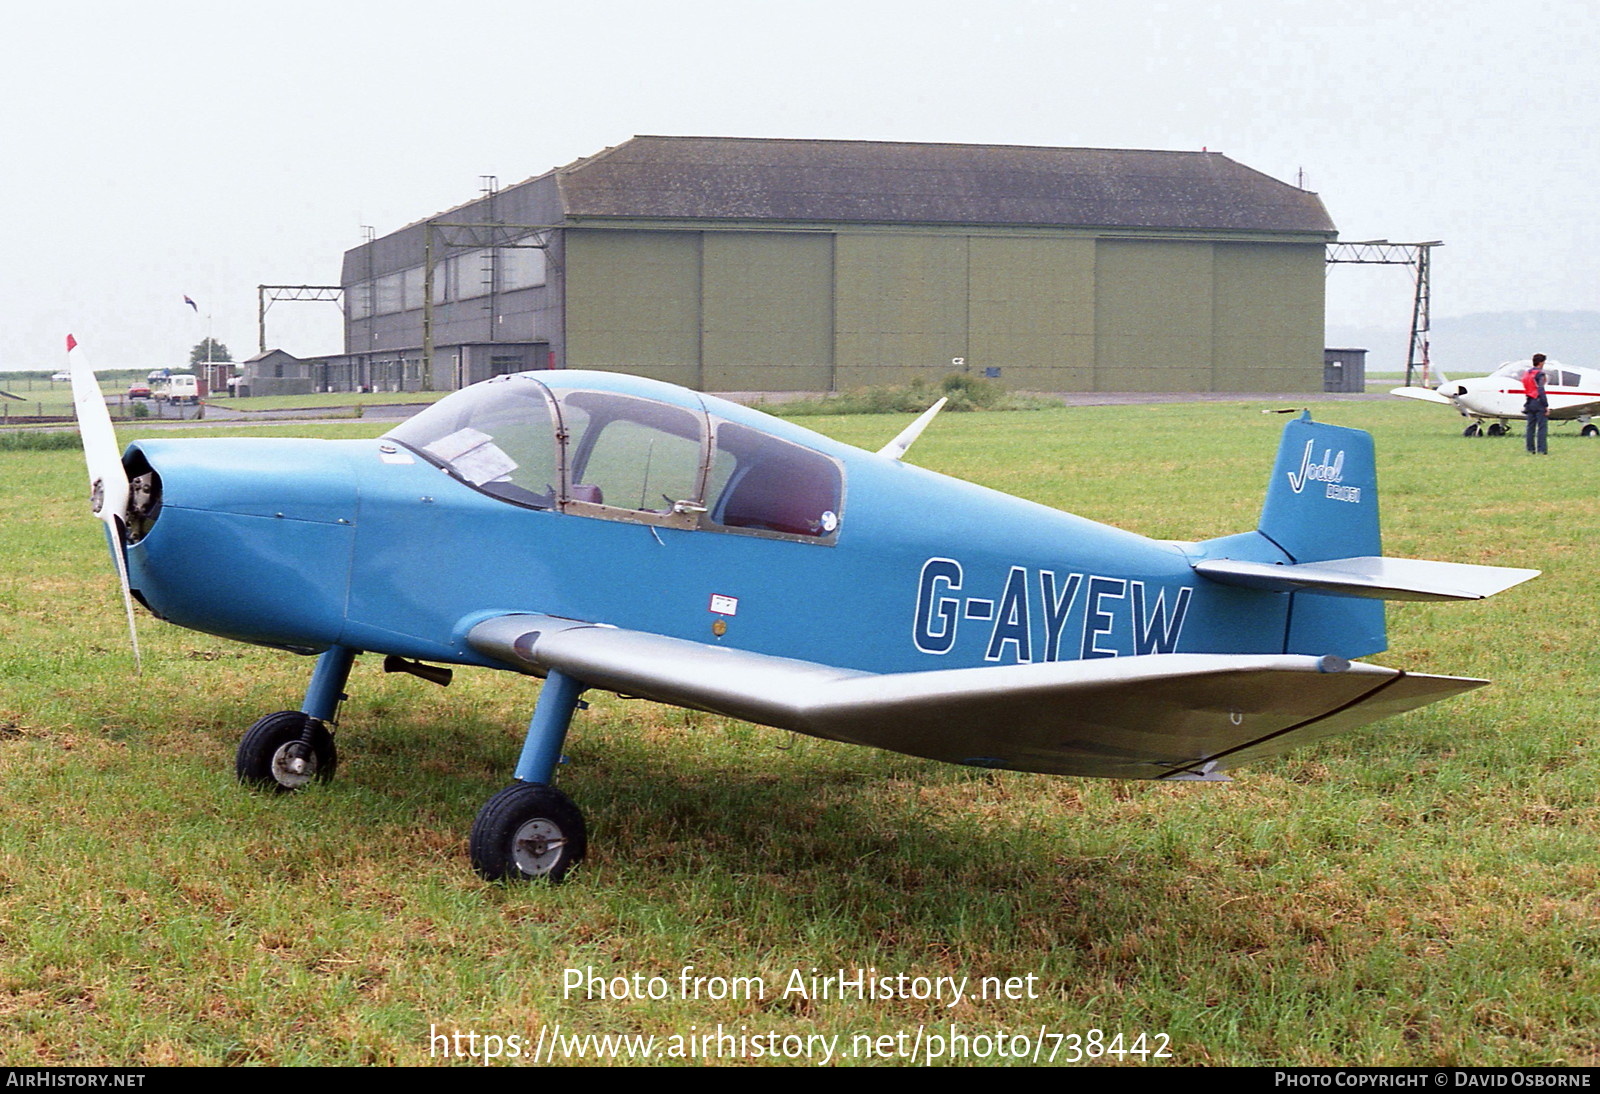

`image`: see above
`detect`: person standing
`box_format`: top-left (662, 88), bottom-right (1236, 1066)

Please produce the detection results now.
top-left (1524, 354), bottom-right (1549, 454)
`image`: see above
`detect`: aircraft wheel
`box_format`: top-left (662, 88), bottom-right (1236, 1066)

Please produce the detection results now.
top-left (1583, 424), bottom-right (1599, 438)
top-left (471, 782), bottom-right (587, 883)
top-left (1463, 423), bottom-right (1481, 437)
top-left (236, 711), bottom-right (337, 791)
top-left (1487, 423), bottom-right (1507, 437)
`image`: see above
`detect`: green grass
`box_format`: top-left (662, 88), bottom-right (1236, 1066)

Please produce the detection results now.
top-left (2, 403), bottom-right (1597, 1066)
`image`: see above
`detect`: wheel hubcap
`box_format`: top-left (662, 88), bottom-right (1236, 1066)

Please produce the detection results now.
top-left (511, 818), bottom-right (567, 876)
top-left (270, 741), bottom-right (317, 788)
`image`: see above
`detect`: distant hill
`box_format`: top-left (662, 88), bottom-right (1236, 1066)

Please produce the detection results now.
top-left (1328, 310), bottom-right (1600, 374)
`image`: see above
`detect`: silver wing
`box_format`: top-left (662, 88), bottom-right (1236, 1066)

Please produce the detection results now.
top-left (468, 614), bottom-right (1483, 780)
top-left (1193, 556), bottom-right (1540, 602)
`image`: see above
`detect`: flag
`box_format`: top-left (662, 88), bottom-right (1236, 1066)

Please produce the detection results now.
top-left (183, 295), bottom-right (198, 312)
top-left (66, 334), bottom-right (77, 352)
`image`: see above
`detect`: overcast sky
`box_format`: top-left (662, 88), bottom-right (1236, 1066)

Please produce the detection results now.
top-left (2, 0), bottom-right (1592, 371)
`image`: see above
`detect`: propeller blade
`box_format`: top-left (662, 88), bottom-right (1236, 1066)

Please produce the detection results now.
top-left (66, 335), bottom-right (141, 670)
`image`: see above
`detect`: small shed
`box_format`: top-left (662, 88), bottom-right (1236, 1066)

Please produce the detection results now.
top-left (1323, 347), bottom-right (1367, 393)
top-left (239, 349), bottom-right (314, 398)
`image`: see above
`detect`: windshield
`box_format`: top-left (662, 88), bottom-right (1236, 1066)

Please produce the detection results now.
top-left (385, 375), bottom-right (560, 509)
top-left (1490, 359), bottom-right (1564, 381)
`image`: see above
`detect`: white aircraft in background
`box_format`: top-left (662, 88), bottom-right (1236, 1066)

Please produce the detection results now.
top-left (1391, 359), bottom-right (1600, 437)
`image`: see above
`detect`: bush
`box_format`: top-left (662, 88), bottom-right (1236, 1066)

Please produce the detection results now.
top-left (765, 374), bottom-right (1057, 417)
top-left (0, 430), bottom-right (81, 451)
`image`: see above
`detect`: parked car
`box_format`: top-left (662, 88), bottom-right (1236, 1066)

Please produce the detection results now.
top-left (51, 371), bottom-right (71, 383)
top-left (127, 383), bottom-right (152, 399)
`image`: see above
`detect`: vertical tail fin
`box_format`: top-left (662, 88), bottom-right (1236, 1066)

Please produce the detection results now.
top-left (1258, 412), bottom-right (1380, 563)
top-left (1259, 413), bottom-right (1384, 657)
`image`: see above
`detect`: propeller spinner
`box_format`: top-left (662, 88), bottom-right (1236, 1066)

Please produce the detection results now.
top-left (67, 335), bottom-right (141, 669)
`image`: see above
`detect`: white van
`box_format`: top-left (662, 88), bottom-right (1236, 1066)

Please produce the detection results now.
top-left (155, 374), bottom-right (203, 404)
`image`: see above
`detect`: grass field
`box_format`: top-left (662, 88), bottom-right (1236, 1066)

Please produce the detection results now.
top-left (2, 401), bottom-right (1597, 1066)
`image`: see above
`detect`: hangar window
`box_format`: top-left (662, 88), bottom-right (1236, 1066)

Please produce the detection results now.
top-left (502, 243), bottom-right (547, 290)
top-left (402, 267), bottom-right (425, 310)
top-left (452, 250), bottom-right (492, 300)
top-left (348, 281), bottom-right (373, 320)
top-left (375, 273), bottom-right (403, 315)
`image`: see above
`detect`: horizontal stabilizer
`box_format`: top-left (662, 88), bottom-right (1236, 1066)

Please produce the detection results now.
top-left (1192, 555), bottom-right (1540, 602)
top-left (1390, 385), bottom-right (1457, 405)
top-left (468, 614), bottom-right (1485, 780)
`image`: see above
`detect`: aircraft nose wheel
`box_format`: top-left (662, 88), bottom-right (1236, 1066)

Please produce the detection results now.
top-left (236, 711), bottom-right (337, 791)
top-left (470, 783), bottom-right (587, 883)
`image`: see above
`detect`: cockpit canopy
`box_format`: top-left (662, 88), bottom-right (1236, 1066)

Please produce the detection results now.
top-left (385, 374), bottom-right (844, 543)
top-left (1490, 359), bottom-right (1581, 388)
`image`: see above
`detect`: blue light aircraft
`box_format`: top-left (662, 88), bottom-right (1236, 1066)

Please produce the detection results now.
top-left (68, 339), bottom-right (1537, 882)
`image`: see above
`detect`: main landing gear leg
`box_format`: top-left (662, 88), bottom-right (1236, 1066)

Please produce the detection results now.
top-left (236, 645), bottom-right (356, 792)
top-left (470, 669), bottom-right (590, 883)
top-left (302, 646), bottom-right (356, 723)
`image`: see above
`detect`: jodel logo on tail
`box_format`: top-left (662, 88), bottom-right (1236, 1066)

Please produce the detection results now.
top-left (1287, 441), bottom-right (1360, 503)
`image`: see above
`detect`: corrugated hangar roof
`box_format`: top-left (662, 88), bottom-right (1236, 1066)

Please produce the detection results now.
top-left (553, 135), bottom-right (1336, 234)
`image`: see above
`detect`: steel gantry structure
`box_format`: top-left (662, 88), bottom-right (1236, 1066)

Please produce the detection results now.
top-left (1325, 240), bottom-right (1443, 387)
top-left (257, 284), bottom-right (344, 355)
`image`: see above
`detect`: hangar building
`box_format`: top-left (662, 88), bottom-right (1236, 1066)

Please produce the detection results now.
top-left (333, 136), bottom-right (1336, 393)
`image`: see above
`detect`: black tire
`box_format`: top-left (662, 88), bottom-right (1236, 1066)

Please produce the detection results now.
top-left (1463, 423), bottom-right (1481, 437)
top-left (1487, 422), bottom-right (1507, 437)
top-left (1583, 424), bottom-right (1599, 438)
top-left (470, 783), bottom-right (587, 883)
top-left (236, 710), bottom-right (337, 791)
